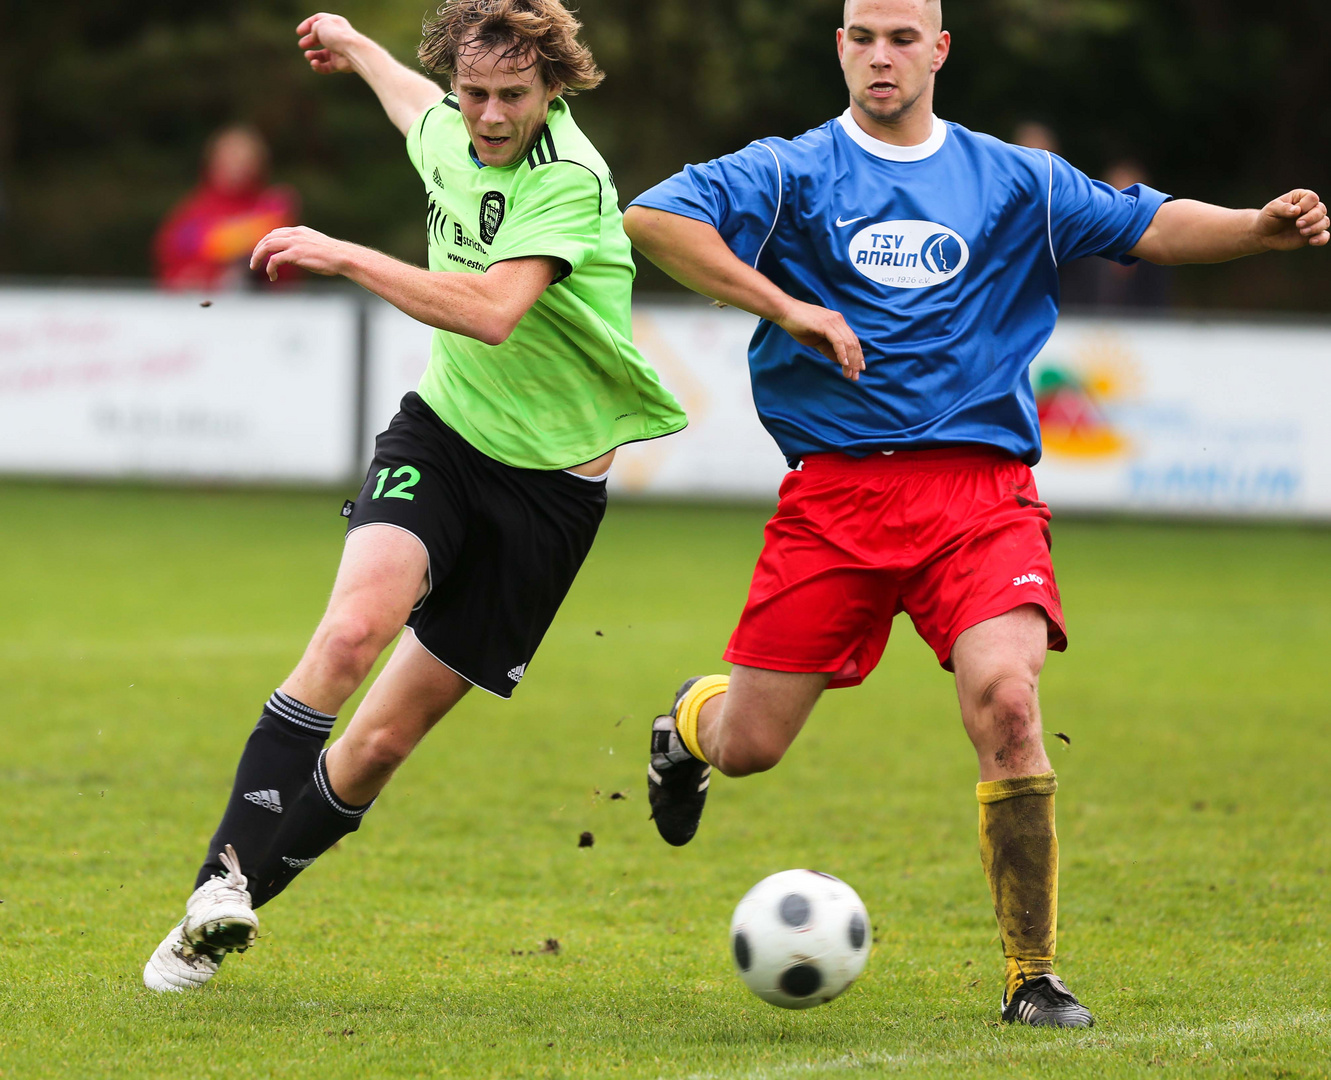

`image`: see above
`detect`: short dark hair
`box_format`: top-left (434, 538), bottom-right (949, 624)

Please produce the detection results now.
top-left (419, 0), bottom-right (604, 95)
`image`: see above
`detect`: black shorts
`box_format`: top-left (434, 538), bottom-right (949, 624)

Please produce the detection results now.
top-left (345, 392), bottom-right (607, 698)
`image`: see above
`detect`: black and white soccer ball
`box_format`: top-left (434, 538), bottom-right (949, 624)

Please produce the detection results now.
top-left (729, 869), bottom-right (870, 1009)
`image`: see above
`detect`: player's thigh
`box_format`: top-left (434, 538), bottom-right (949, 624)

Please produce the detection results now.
top-left (718, 665), bottom-right (832, 764)
top-left (950, 604), bottom-right (1049, 723)
top-left (338, 391), bottom-right (470, 635)
top-left (321, 523), bottom-right (430, 638)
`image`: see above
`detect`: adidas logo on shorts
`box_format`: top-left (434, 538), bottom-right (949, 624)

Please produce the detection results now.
top-left (281, 855), bottom-right (317, 869)
top-left (243, 789), bottom-right (283, 813)
top-left (507, 663), bottom-right (527, 684)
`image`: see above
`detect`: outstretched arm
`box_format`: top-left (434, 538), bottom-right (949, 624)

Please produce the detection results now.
top-left (250, 226), bottom-right (558, 346)
top-left (623, 206), bottom-right (865, 381)
top-left (1129, 189), bottom-right (1328, 265)
top-left (297, 13), bottom-right (443, 135)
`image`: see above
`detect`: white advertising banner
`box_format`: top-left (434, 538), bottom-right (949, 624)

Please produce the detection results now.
top-left (364, 302), bottom-right (1331, 516)
top-left (1029, 317), bottom-right (1331, 517)
top-left (6, 287), bottom-right (1329, 517)
top-left (363, 299), bottom-right (433, 466)
top-left (0, 289), bottom-right (358, 483)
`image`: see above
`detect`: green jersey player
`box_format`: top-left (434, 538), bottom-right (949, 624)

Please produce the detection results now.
top-left (144, 0), bottom-right (686, 991)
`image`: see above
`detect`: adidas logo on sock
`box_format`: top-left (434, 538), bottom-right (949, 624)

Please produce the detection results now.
top-left (281, 855), bottom-right (317, 869)
top-left (243, 789), bottom-right (283, 813)
top-left (507, 663), bottom-right (527, 683)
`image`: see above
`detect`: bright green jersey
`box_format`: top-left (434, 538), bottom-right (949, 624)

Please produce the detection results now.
top-left (405, 94), bottom-right (687, 469)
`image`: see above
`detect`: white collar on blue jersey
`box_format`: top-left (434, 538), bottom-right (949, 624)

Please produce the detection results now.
top-left (836, 109), bottom-right (948, 162)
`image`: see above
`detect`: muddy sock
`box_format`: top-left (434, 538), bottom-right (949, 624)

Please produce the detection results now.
top-left (977, 771), bottom-right (1059, 1000)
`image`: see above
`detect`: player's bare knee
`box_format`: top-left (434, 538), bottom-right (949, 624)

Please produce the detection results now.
top-left (967, 671), bottom-right (1040, 749)
top-left (351, 725), bottom-right (415, 777)
top-left (316, 611), bottom-right (398, 681)
top-left (979, 672), bottom-right (1038, 723)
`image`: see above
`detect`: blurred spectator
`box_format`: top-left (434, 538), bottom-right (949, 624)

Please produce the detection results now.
top-left (153, 125), bottom-right (300, 290)
top-left (1012, 121), bottom-right (1060, 153)
top-left (1060, 159), bottom-right (1174, 310)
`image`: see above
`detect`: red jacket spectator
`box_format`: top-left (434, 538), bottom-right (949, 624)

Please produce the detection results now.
top-left (154, 125), bottom-right (300, 290)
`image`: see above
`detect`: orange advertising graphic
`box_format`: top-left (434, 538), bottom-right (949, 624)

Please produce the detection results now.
top-left (1034, 335), bottom-right (1138, 459)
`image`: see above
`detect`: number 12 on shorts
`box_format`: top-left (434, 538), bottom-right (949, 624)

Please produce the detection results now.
top-left (372, 465), bottom-right (421, 501)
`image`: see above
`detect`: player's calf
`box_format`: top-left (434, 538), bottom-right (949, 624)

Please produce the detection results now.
top-left (194, 689), bottom-right (338, 889)
top-left (245, 748), bottom-right (374, 907)
top-left (325, 720), bottom-right (416, 805)
top-left (706, 727), bottom-right (789, 778)
top-left (974, 771), bottom-right (1094, 1026)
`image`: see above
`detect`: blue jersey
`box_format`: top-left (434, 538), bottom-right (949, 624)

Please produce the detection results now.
top-left (630, 112), bottom-right (1170, 465)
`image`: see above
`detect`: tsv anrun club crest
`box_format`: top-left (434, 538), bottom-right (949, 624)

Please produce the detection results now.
top-left (848, 219), bottom-right (970, 289)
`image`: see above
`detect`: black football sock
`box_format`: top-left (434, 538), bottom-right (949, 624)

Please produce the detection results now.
top-left (247, 748), bottom-right (374, 908)
top-left (194, 690), bottom-right (337, 890)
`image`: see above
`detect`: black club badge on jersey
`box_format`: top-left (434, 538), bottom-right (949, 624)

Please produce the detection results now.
top-left (479, 190), bottom-right (506, 244)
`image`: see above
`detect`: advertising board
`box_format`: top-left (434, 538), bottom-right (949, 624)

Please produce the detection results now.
top-left (0, 289), bottom-right (359, 483)
top-left (4, 287), bottom-right (1328, 518)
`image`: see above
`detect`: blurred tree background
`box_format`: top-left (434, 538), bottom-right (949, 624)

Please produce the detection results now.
top-left (1, 0), bottom-right (1327, 309)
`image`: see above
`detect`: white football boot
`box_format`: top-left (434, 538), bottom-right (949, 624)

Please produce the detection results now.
top-left (143, 921), bottom-right (226, 991)
top-left (143, 844), bottom-right (258, 991)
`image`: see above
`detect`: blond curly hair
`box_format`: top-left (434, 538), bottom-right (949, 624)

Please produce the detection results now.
top-left (419, 0), bottom-right (604, 94)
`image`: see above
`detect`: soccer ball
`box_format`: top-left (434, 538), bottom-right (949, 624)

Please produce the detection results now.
top-left (729, 869), bottom-right (871, 1009)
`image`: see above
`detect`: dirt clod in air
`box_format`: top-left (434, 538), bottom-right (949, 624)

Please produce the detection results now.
top-left (1053, 732), bottom-right (1072, 746)
top-left (610, 791), bottom-right (628, 801)
top-left (511, 938), bottom-right (561, 956)
top-left (578, 831), bottom-right (594, 848)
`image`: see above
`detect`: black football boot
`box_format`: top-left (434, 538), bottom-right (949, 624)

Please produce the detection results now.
top-left (1001, 973), bottom-right (1095, 1028)
top-left (647, 677), bottom-right (713, 846)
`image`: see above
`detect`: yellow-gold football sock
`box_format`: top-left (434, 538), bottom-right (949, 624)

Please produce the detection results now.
top-left (675, 675), bottom-right (729, 764)
top-left (977, 770), bottom-right (1059, 1000)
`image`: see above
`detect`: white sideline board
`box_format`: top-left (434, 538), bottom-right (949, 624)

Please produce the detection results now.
top-left (1029, 317), bottom-right (1331, 517)
top-left (363, 300), bottom-right (433, 465)
top-left (364, 300), bottom-right (1331, 516)
top-left (4, 286), bottom-right (1329, 518)
top-left (0, 289), bottom-right (358, 483)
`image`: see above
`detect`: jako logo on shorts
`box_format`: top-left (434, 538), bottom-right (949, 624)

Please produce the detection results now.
top-left (848, 220), bottom-right (970, 289)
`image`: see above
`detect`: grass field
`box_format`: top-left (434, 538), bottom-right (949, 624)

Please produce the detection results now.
top-left (2, 483), bottom-right (1329, 1079)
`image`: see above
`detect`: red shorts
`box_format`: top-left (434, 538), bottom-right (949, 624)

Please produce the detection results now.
top-left (724, 448), bottom-right (1067, 686)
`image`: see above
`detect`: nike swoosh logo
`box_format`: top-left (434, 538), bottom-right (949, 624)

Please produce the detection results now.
top-left (835, 215), bottom-right (869, 228)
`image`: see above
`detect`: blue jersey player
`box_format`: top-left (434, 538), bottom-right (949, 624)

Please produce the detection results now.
top-left (627, 0), bottom-right (1328, 1027)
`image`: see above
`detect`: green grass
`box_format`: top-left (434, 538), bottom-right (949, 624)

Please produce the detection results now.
top-left (1, 483), bottom-right (1329, 1079)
